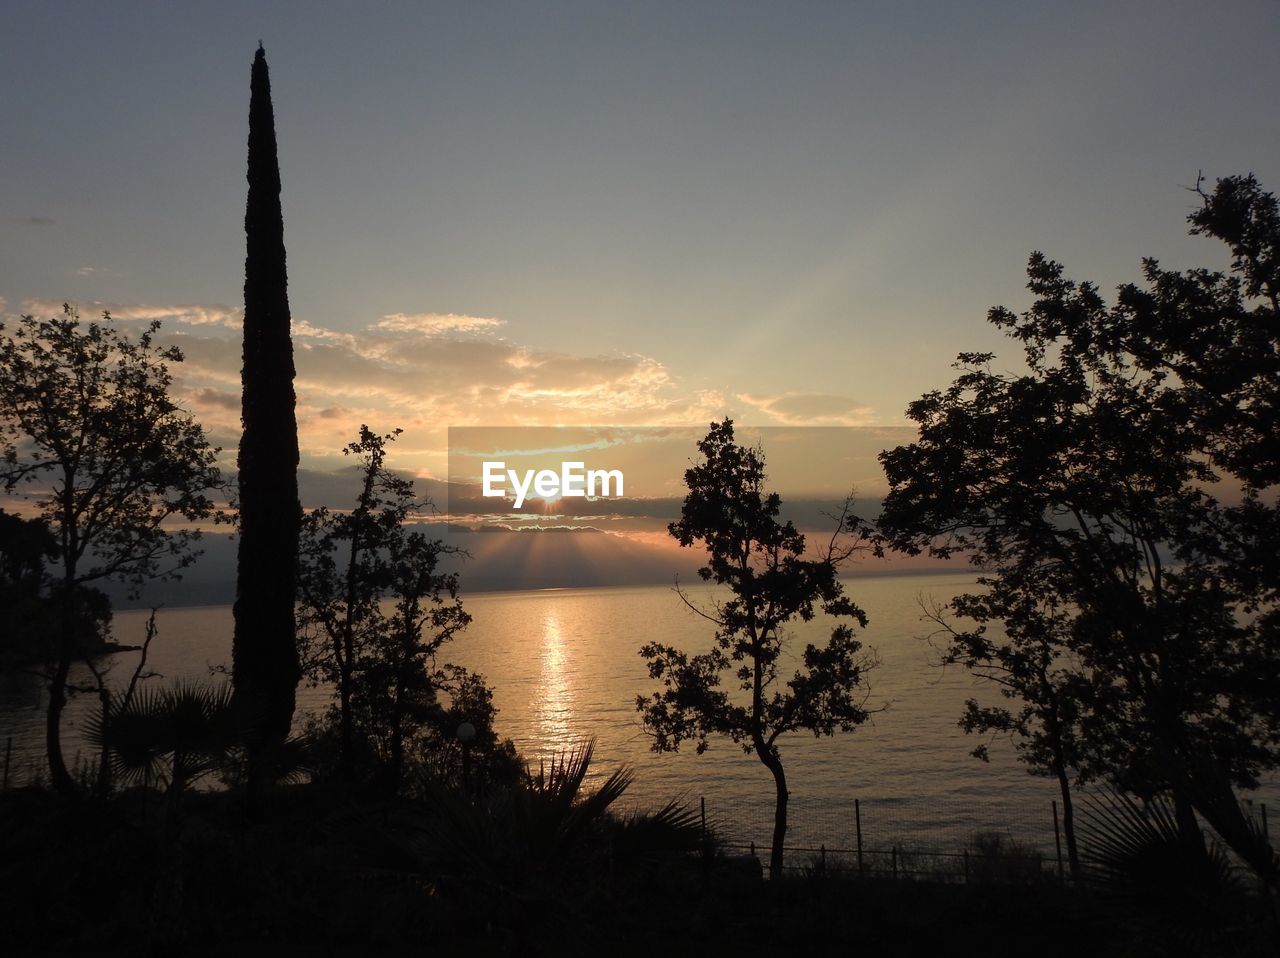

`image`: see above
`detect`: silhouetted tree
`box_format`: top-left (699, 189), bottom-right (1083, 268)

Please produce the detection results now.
top-left (0, 509), bottom-right (55, 590)
top-left (295, 427), bottom-right (394, 778)
top-left (0, 510), bottom-right (58, 667)
top-left (365, 524), bottom-right (471, 792)
top-left (0, 512), bottom-right (111, 671)
top-left (297, 426), bottom-right (477, 792)
top-left (233, 43), bottom-right (302, 784)
top-left (921, 569), bottom-right (1087, 878)
top-left (878, 174), bottom-right (1280, 867)
top-left (1108, 174), bottom-right (1280, 743)
top-left (1121, 173), bottom-right (1280, 490)
top-left (0, 306), bottom-right (222, 791)
top-left (637, 420), bottom-right (874, 878)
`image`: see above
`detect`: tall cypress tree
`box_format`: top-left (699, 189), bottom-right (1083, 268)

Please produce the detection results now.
top-left (233, 44), bottom-right (301, 776)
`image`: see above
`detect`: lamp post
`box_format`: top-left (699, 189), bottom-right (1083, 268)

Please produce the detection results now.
top-left (456, 721), bottom-right (476, 795)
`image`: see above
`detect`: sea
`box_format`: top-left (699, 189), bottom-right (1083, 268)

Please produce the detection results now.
top-left (2, 571), bottom-right (1274, 864)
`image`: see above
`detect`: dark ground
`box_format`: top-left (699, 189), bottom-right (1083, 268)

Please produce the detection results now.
top-left (1, 786), bottom-right (1274, 958)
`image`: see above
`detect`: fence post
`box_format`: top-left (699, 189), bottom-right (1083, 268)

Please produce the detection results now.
top-left (700, 795), bottom-right (707, 855)
top-left (1052, 800), bottom-right (1064, 883)
top-left (1257, 804), bottom-right (1270, 895)
top-left (891, 845), bottom-right (898, 879)
top-left (963, 849), bottom-right (970, 883)
top-left (2, 736), bottom-right (10, 791)
top-left (820, 843), bottom-right (826, 874)
top-left (855, 798), bottom-right (864, 877)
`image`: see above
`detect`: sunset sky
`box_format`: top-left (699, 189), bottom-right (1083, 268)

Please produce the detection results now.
top-left (3, 1), bottom-right (1278, 491)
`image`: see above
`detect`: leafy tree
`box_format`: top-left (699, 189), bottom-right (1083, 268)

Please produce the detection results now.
top-left (391, 662), bottom-right (523, 793)
top-left (0, 509), bottom-right (56, 591)
top-left (0, 510), bottom-right (59, 667)
top-left (233, 43), bottom-right (302, 781)
top-left (0, 306), bottom-right (223, 791)
top-left (1118, 173), bottom-right (1279, 490)
top-left (1108, 174), bottom-right (1280, 760)
top-left (877, 173), bottom-right (1280, 870)
top-left (295, 427), bottom-right (398, 777)
top-left (637, 419), bottom-right (874, 878)
top-left (921, 567), bottom-right (1087, 877)
top-left (297, 426), bottom-right (487, 792)
top-left (0, 510), bottom-right (113, 676)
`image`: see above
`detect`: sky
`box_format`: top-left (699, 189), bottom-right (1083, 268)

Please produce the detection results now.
top-left (3, 0), bottom-right (1278, 490)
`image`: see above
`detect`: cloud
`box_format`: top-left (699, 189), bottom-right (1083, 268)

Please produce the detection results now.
top-left (4, 295), bottom-right (739, 474)
top-left (120, 306), bottom-right (734, 475)
top-left (14, 299), bottom-right (709, 430)
top-left (20, 298), bottom-right (242, 328)
top-left (374, 313), bottom-right (506, 336)
top-left (2, 293), bottom-right (901, 541)
top-left (18, 216), bottom-right (54, 226)
top-left (188, 387), bottom-right (241, 411)
top-left (737, 392), bottom-right (876, 426)
top-left (103, 303), bottom-right (242, 327)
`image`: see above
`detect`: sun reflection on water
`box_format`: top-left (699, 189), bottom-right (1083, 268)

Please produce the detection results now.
top-left (535, 608), bottom-right (575, 752)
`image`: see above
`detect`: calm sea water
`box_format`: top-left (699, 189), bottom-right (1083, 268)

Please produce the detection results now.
top-left (3, 571), bottom-right (1274, 857)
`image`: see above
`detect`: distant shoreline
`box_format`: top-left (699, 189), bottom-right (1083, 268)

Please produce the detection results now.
top-left (107, 565), bottom-right (979, 612)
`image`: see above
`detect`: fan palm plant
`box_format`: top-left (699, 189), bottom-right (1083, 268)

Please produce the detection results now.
top-left (1077, 786), bottom-right (1234, 889)
top-left (407, 740), bottom-right (631, 886)
top-left (399, 738), bottom-right (706, 904)
top-left (86, 679), bottom-right (239, 797)
top-left (1076, 785), bottom-right (1256, 952)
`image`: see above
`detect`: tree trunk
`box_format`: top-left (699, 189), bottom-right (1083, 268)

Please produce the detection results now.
top-left (1054, 764), bottom-right (1080, 880)
top-left (45, 654), bottom-right (72, 792)
top-left (1046, 712), bottom-right (1080, 880)
top-left (1172, 786), bottom-right (1208, 861)
top-left (389, 680), bottom-right (405, 794)
top-left (46, 560), bottom-right (78, 793)
top-left (336, 455), bottom-right (375, 780)
top-left (759, 747), bottom-right (788, 880)
top-left (338, 668), bottom-right (353, 781)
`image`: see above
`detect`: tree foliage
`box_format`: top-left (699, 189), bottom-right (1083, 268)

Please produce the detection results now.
top-left (0, 305), bottom-right (223, 791)
top-left (0, 510), bottom-right (61, 667)
top-left (877, 173), bottom-right (1280, 876)
top-left (233, 43), bottom-right (302, 773)
top-left (637, 419), bottom-right (874, 877)
top-left (296, 426), bottom-right (502, 792)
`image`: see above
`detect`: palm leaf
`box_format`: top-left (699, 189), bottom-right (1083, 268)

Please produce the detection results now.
top-left (1077, 786), bottom-right (1235, 892)
top-left (84, 678), bottom-right (237, 790)
top-left (611, 798), bottom-right (709, 860)
top-left (405, 738), bottom-right (635, 889)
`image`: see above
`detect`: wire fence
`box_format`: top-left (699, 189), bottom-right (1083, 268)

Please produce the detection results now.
top-left (719, 839), bottom-right (1050, 883)
top-left (686, 792), bottom-right (1068, 881)
top-left (4, 733), bottom-right (1272, 887)
top-left (690, 790), bottom-right (1274, 883)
